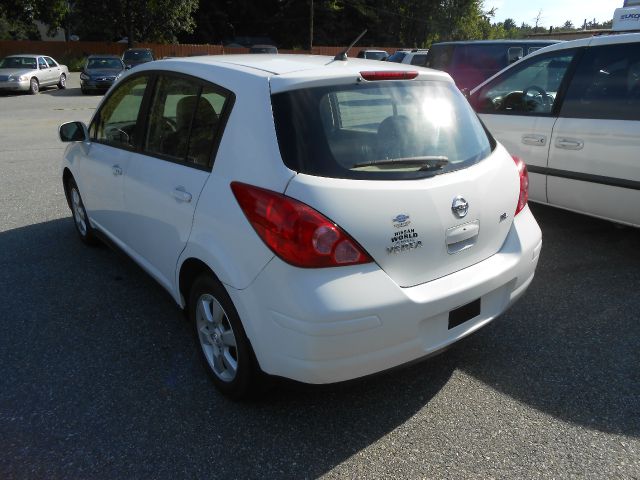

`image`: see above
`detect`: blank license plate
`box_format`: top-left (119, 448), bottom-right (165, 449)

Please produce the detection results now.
top-left (448, 298), bottom-right (481, 329)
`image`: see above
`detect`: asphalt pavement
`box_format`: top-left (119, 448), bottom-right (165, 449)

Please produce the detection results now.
top-left (0, 73), bottom-right (638, 479)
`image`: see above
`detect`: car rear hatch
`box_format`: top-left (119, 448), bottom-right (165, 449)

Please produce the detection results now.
top-left (271, 72), bottom-right (519, 287)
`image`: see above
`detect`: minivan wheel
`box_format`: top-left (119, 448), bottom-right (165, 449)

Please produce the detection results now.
top-left (189, 273), bottom-right (257, 399)
top-left (67, 178), bottom-right (98, 245)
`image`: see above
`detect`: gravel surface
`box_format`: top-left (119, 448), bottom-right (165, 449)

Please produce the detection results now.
top-left (1, 73), bottom-right (638, 479)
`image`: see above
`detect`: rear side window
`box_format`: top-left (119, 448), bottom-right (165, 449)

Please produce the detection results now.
top-left (145, 75), bottom-right (230, 168)
top-left (272, 81), bottom-right (492, 180)
top-left (92, 75), bottom-right (149, 148)
top-left (560, 43), bottom-right (640, 121)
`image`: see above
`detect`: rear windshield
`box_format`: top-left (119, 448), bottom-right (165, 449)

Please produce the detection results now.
top-left (272, 80), bottom-right (493, 180)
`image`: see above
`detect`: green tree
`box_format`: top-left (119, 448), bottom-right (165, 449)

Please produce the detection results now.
top-left (71, 0), bottom-right (198, 43)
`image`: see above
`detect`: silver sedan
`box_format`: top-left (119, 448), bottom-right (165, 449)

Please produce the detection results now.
top-left (0, 54), bottom-right (70, 94)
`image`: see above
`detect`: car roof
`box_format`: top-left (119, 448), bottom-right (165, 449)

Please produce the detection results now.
top-left (432, 40), bottom-right (561, 46)
top-left (150, 54), bottom-right (446, 76)
top-left (6, 54), bottom-right (45, 57)
top-left (130, 54), bottom-right (452, 93)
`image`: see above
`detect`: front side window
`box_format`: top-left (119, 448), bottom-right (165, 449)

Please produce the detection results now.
top-left (272, 80), bottom-right (492, 180)
top-left (38, 58), bottom-right (48, 69)
top-left (92, 75), bottom-right (149, 148)
top-left (145, 75), bottom-right (229, 167)
top-left (560, 43), bottom-right (640, 121)
top-left (44, 57), bottom-right (58, 67)
top-left (472, 50), bottom-right (577, 115)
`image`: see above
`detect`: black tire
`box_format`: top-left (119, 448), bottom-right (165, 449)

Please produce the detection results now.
top-left (81, 87), bottom-right (87, 95)
top-left (58, 74), bottom-right (67, 89)
top-left (189, 273), bottom-right (259, 399)
top-left (66, 177), bottom-right (98, 246)
top-left (29, 77), bottom-right (39, 95)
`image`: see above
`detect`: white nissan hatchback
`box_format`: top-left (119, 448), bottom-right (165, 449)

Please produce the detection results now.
top-left (59, 55), bottom-right (542, 398)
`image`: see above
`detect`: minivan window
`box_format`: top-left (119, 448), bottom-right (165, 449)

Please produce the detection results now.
top-left (92, 75), bottom-right (149, 148)
top-left (272, 81), bottom-right (492, 180)
top-left (473, 51), bottom-right (576, 115)
top-left (560, 43), bottom-right (640, 121)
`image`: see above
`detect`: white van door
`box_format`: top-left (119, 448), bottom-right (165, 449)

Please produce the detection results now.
top-left (547, 41), bottom-right (640, 227)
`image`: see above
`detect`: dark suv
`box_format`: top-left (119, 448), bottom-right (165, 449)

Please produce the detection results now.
top-left (424, 40), bottom-right (561, 90)
top-left (122, 48), bottom-right (154, 69)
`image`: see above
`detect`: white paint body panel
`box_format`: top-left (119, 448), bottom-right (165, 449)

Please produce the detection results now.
top-left (231, 206), bottom-right (541, 383)
top-left (62, 54), bottom-right (542, 384)
top-left (548, 117), bottom-right (640, 227)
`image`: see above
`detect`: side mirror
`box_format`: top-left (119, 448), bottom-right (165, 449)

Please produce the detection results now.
top-left (59, 121), bottom-right (89, 142)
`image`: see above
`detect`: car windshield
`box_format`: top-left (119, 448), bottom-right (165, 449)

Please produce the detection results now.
top-left (0, 57), bottom-right (37, 69)
top-left (87, 58), bottom-right (123, 69)
top-left (123, 51), bottom-right (152, 61)
top-left (272, 80), bottom-right (493, 180)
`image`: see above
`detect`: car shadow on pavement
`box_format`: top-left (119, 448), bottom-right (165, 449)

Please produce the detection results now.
top-left (0, 217), bottom-right (455, 478)
top-left (46, 87), bottom-right (95, 98)
top-left (456, 204), bottom-right (640, 438)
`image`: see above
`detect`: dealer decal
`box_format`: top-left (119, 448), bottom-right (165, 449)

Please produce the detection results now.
top-left (387, 217), bottom-right (423, 254)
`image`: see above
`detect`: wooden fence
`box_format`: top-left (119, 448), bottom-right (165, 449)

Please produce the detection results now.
top-left (0, 40), bottom-right (403, 64)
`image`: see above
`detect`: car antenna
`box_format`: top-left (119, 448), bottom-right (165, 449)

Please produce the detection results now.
top-left (333, 29), bottom-right (368, 61)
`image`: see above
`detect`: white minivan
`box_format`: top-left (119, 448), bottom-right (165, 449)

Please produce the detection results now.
top-left (59, 55), bottom-right (542, 397)
top-left (469, 33), bottom-right (640, 228)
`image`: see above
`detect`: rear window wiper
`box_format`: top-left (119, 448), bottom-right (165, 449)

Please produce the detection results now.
top-left (352, 156), bottom-right (449, 171)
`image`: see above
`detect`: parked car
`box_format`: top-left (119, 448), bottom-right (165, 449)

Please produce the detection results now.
top-left (249, 45), bottom-right (278, 54)
top-left (468, 33), bottom-right (640, 228)
top-left (122, 48), bottom-right (154, 69)
top-left (0, 54), bottom-right (69, 94)
top-left (356, 49), bottom-right (389, 60)
top-left (387, 49), bottom-right (430, 66)
top-left (58, 55), bottom-right (541, 397)
top-left (80, 55), bottom-right (125, 94)
top-left (424, 40), bottom-right (561, 91)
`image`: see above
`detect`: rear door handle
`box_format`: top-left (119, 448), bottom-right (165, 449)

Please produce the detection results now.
top-left (172, 186), bottom-right (192, 203)
top-left (522, 134), bottom-right (546, 146)
top-left (112, 165), bottom-right (123, 176)
top-left (555, 138), bottom-right (584, 150)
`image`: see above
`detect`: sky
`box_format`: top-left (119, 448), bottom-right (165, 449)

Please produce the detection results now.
top-left (485, 0), bottom-right (623, 28)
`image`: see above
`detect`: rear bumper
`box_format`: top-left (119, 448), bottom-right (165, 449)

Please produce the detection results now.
top-left (229, 205), bottom-right (542, 384)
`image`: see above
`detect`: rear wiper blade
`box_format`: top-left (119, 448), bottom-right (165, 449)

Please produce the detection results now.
top-left (352, 156), bottom-right (449, 171)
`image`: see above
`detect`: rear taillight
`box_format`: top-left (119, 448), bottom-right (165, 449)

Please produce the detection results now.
top-left (513, 156), bottom-right (529, 216)
top-left (360, 71), bottom-right (418, 81)
top-left (231, 182), bottom-right (372, 268)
